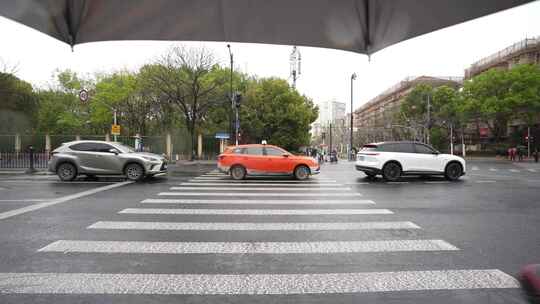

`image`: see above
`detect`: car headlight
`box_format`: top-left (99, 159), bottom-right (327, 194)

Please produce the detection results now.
top-left (142, 156), bottom-right (158, 161)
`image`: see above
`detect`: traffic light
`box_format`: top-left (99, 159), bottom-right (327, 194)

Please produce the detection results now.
top-left (235, 93), bottom-right (242, 108)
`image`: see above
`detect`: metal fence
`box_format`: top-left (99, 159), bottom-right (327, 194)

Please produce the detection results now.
top-left (0, 152), bottom-right (49, 169)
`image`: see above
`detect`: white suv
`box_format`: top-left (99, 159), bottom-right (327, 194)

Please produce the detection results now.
top-left (355, 141), bottom-right (466, 181)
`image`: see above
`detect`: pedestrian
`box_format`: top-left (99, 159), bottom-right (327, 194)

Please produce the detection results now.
top-left (511, 147), bottom-right (517, 162)
top-left (534, 147), bottom-right (539, 163)
top-left (518, 146), bottom-right (523, 162)
top-left (507, 147), bottom-right (512, 161)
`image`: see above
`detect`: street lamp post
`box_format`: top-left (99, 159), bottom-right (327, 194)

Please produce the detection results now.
top-left (350, 73), bottom-right (357, 160)
top-left (227, 44), bottom-right (234, 144)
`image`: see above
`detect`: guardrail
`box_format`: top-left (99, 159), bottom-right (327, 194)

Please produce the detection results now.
top-left (0, 152), bottom-right (49, 169)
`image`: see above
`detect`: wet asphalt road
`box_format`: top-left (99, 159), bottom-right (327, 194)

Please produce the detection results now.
top-left (0, 160), bottom-right (538, 304)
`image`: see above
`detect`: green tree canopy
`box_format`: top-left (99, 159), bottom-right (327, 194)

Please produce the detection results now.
top-left (241, 78), bottom-right (318, 151)
top-left (0, 72), bottom-right (38, 133)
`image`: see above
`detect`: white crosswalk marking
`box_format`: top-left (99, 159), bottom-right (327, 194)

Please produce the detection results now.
top-left (472, 166), bottom-right (479, 171)
top-left (39, 239), bottom-right (458, 254)
top-left (141, 199), bottom-right (376, 205)
top-left (528, 169), bottom-right (537, 172)
top-left (118, 208), bottom-right (393, 215)
top-left (88, 221), bottom-right (421, 231)
top-left (16, 169), bottom-right (516, 298)
top-left (158, 192), bottom-right (362, 197)
top-left (509, 169), bottom-right (520, 173)
top-left (489, 168), bottom-right (498, 172)
top-left (190, 176), bottom-right (337, 183)
top-left (180, 182), bottom-right (344, 187)
top-left (169, 186), bottom-right (351, 191)
top-left (188, 179), bottom-right (338, 184)
top-left (0, 270), bottom-right (519, 294)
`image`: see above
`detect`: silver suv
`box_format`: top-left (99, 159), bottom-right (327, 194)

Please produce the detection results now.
top-left (48, 140), bottom-right (168, 181)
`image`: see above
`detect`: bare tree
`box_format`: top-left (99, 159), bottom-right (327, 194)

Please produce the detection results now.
top-left (140, 46), bottom-right (225, 160)
top-left (0, 57), bottom-right (19, 80)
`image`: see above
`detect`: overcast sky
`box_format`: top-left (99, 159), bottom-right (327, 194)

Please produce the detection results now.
top-left (1, 1), bottom-right (539, 112)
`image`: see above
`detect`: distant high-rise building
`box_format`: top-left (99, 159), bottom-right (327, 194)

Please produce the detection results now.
top-left (312, 100), bottom-right (346, 138)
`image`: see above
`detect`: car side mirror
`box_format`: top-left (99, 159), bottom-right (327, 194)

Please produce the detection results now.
top-left (109, 148), bottom-right (120, 155)
top-left (432, 151), bottom-right (440, 155)
top-left (282, 154), bottom-right (290, 158)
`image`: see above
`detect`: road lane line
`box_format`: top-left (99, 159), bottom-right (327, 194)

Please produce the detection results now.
top-left (158, 192), bottom-right (362, 197)
top-left (489, 168), bottom-right (498, 172)
top-left (0, 269), bottom-right (518, 294)
top-left (509, 169), bottom-right (520, 173)
top-left (180, 182), bottom-right (344, 187)
top-left (472, 166), bottom-right (479, 171)
top-left (188, 179), bottom-right (338, 184)
top-left (88, 221), bottom-right (419, 231)
top-left (0, 181), bottom-right (133, 220)
top-left (0, 199), bottom-right (49, 203)
top-left (119, 208), bottom-right (393, 215)
top-left (423, 181), bottom-right (450, 184)
top-left (169, 187), bottom-right (351, 191)
top-left (39, 239), bottom-right (457, 254)
top-left (475, 180), bottom-right (496, 183)
top-left (527, 169), bottom-right (537, 172)
top-left (141, 199), bottom-right (376, 205)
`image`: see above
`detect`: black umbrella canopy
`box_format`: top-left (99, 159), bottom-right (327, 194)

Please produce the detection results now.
top-left (0, 0), bottom-right (534, 54)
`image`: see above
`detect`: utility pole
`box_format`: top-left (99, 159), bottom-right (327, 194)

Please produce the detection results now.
top-left (528, 126), bottom-right (531, 158)
top-left (350, 73), bottom-right (357, 160)
top-left (113, 109), bottom-right (118, 142)
top-left (227, 44), bottom-right (234, 144)
top-left (426, 94), bottom-right (431, 145)
top-left (329, 123), bottom-right (333, 156)
top-left (450, 123), bottom-right (454, 155)
top-left (290, 46), bottom-right (301, 89)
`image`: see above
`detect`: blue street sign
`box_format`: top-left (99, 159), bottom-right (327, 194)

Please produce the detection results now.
top-left (215, 132), bottom-right (230, 139)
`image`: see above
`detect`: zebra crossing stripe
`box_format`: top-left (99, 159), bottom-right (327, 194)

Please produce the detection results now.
top-left (119, 208), bottom-right (393, 215)
top-left (509, 169), bottom-right (520, 173)
top-left (38, 239), bottom-right (457, 254)
top-left (169, 187), bottom-right (351, 191)
top-left (87, 221), bottom-right (420, 231)
top-left (180, 182), bottom-right (344, 187)
top-left (193, 177), bottom-right (337, 181)
top-left (527, 169), bottom-right (537, 172)
top-left (158, 192), bottom-right (362, 197)
top-left (0, 269), bottom-right (518, 294)
top-left (188, 179), bottom-right (337, 184)
top-left (141, 199), bottom-right (376, 205)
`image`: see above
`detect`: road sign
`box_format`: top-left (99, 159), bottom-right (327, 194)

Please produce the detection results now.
top-left (215, 132), bottom-right (230, 139)
top-left (79, 89), bottom-right (89, 103)
top-left (111, 124), bottom-right (121, 135)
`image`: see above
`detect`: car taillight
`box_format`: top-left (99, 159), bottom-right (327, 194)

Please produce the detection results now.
top-left (218, 155), bottom-right (225, 161)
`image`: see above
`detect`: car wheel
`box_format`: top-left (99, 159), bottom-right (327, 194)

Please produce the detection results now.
top-left (445, 162), bottom-right (462, 181)
top-left (294, 165), bottom-right (310, 180)
top-left (57, 163), bottom-right (77, 181)
top-left (230, 165), bottom-right (246, 180)
top-left (382, 162), bottom-right (401, 181)
top-left (124, 163), bottom-right (144, 181)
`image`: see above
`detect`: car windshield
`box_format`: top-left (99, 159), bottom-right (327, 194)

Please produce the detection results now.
top-left (115, 144), bottom-right (135, 153)
top-left (1, 2), bottom-right (539, 303)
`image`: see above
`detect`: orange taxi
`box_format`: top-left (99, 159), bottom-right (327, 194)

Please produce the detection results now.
top-left (217, 144), bottom-right (320, 180)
